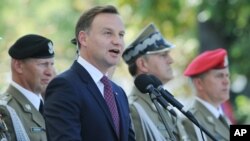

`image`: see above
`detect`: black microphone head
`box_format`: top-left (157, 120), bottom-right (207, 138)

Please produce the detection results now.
top-left (148, 74), bottom-right (162, 87)
top-left (134, 74), bottom-right (154, 93)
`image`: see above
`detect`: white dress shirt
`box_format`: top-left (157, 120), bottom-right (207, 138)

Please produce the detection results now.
top-left (11, 81), bottom-right (43, 111)
top-left (77, 56), bottom-right (107, 97)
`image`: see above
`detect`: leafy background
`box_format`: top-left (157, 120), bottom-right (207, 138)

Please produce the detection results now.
top-left (0, 0), bottom-right (249, 123)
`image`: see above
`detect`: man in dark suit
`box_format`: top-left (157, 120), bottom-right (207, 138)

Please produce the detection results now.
top-left (0, 34), bottom-right (55, 141)
top-left (44, 5), bottom-right (135, 141)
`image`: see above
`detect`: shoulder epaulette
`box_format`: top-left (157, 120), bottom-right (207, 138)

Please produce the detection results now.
top-left (0, 94), bottom-right (12, 104)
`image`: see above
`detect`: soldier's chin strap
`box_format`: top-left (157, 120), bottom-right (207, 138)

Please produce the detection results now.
top-left (0, 100), bottom-right (30, 141)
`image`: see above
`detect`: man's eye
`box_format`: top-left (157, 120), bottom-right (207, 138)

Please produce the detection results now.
top-left (119, 33), bottom-right (124, 38)
top-left (159, 54), bottom-right (167, 57)
top-left (104, 32), bottom-right (112, 35)
top-left (38, 63), bottom-right (47, 66)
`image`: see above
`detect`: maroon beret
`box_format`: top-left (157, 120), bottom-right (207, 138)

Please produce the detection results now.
top-left (184, 48), bottom-right (228, 76)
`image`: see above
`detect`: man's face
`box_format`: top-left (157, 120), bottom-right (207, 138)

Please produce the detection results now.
top-left (142, 51), bottom-right (174, 84)
top-left (197, 68), bottom-right (230, 106)
top-left (21, 58), bottom-right (55, 94)
top-left (79, 13), bottom-right (125, 73)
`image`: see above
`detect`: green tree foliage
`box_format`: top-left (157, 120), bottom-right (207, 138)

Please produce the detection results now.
top-left (198, 0), bottom-right (250, 77)
top-left (196, 0), bottom-right (250, 123)
top-left (117, 0), bottom-right (250, 123)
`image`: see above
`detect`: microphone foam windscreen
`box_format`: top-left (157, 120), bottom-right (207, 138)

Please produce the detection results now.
top-left (148, 74), bottom-right (162, 87)
top-left (134, 74), bottom-right (154, 93)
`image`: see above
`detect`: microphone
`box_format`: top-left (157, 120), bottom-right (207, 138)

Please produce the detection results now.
top-left (147, 74), bottom-right (177, 112)
top-left (149, 74), bottom-right (219, 141)
top-left (148, 74), bottom-right (189, 113)
top-left (148, 74), bottom-right (202, 126)
top-left (134, 74), bottom-right (177, 117)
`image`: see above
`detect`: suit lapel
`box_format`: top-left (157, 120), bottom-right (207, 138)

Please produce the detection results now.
top-left (72, 62), bottom-right (118, 138)
top-left (113, 87), bottom-right (125, 140)
top-left (87, 82), bottom-right (117, 130)
top-left (6, 85), bottom-right (45, 127)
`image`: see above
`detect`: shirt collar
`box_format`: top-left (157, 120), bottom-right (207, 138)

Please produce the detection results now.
top-left (77, 56), bottom-right (104, 82)
top-left (196, 97), bottom-right (224, 118)
top-left (11, 81), bottom-right (42, 110)
top-left (77, 56), bottom-right (107, 97)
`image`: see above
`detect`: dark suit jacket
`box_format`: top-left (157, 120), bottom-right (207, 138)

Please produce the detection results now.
top-left (44, 61), bottom-right (135, 141)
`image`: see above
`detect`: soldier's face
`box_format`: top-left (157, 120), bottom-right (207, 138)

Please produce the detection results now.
top-left (19, 58), bottom-right (55, 94)
top-left (196, 68), bottom-right (230, 106)
top-left (142, 51), bottom-right (174, 84)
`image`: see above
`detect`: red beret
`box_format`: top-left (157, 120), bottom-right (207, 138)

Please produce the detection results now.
top-left (184, 48), bottom-right (228, 76)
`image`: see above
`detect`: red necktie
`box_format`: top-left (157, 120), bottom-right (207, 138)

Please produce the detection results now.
top-left (101, 76), bottom-right (120, 137)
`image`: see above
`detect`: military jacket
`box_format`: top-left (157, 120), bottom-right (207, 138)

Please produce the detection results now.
top-left (182, 100), bottom-right (230, 141)
top-left (0, 85), bottom-right (46, 141)
top-left (129, 87), bottom-right (189, 141)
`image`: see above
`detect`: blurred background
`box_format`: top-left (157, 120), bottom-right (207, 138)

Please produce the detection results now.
top-left (0, 0), bottom-right (249, 124)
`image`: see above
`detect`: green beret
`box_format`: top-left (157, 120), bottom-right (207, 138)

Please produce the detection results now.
top-left (122, 23), bottom-right (174, 64)
top-left (9, 34), bottom-right (54, 59)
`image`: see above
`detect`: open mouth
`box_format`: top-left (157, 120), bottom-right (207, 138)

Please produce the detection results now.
top-left (109, 49), bottom-right (120, 54)
top-left (42, 79), bottom-right (50, 84)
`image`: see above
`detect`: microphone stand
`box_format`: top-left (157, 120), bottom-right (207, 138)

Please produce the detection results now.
top-left (180, 110), bottom-right (218, 141)
top-left (149, 93), bottom-right (177, 141)
top-left (158, 88), bottom-right (218, 141)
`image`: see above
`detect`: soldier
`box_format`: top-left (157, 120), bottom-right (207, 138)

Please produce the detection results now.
top-left (0, 101), bottom-right (29, 141)
top-left (1, 34), bottom-right (55, 141)
top-left (182, 48), bottom-right (230, 141)
top-left (122, 23), bottom-right (189, 141)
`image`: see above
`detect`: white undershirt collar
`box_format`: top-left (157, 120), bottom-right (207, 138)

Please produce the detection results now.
top-left (77, 57), bottom-right (106, 96)
top-left (196, 97), bottom-right (224, 118)
top-left (11, 81), bottom-right (43, 111)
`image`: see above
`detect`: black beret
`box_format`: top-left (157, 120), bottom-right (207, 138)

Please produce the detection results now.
top-left (9, 34), bottom-right (54, 59)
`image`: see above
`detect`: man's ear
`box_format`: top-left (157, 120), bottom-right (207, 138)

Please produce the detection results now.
top-left (135, 57), bottom-right (148, 73)
top-left (193, 78), bottom-right (204, 91)
top-left (78, 31), bottom-right (88, 47)
top-left (12, 59), bottom-right (24, 74)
